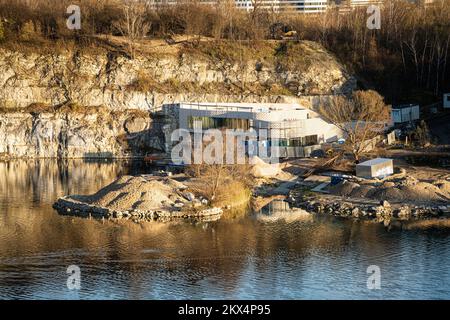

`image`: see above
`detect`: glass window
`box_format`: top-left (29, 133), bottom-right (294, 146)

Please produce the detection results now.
top-left (188, 116), bottom-right (250, 130)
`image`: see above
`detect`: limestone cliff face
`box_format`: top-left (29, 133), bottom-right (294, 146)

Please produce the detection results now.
top-left (0, 109), bottom-right (164, 158)
top-left (0, 41), bottom-right (355, 111)
top-left (0, 40), bottom-right (356, 158)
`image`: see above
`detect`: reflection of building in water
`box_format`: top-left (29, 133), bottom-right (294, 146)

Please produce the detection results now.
top-left (258, 199), bottom-right (313, 222)
top-left (261, 199), bottom-right (292, 214)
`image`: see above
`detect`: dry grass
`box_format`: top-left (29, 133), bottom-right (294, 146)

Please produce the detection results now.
top-left (24, 103), bottom-right (55, 114)
top-left (187, 163), bottom-right (254, 208)
top-left (189, 177), bottom-right (251, 208)
top-left (127, 72), bottom-right (157, 92)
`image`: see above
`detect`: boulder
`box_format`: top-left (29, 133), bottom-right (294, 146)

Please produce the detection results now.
top-left (250, 156), bottom-right (282, 178)
top-left (183, 192), bottom-right (196, 202)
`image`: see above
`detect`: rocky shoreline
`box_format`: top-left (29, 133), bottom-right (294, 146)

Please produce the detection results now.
top-left (53, 196), bottom-right (223, 222)
top-left (288, 192), bottom-right (450, 226)
top-left (53, 175), bottom-right (224, 222)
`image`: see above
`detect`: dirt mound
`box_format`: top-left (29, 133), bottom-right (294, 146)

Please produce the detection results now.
top-left (329, 180), bottom-right (360, 196)
top-left (399, 182), bottom-right (448, 202)
top-left (328, 176), bottom-right (450, 203)
top-left (350, 185), bottom-right (376, 198)
top-left (69, 175), bottom-right (187, 212)
top-left (368, 187), bottom-right (406, 201)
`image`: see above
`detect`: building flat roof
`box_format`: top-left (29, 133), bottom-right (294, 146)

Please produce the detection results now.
top-left (357, 158), bottom-right (393, 167)
top-left (177, 102), bottom-right (306, 112)
top-left (392, 104), bottom-right (419, 110)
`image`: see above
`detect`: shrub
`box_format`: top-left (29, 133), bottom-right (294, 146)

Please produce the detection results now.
top-left (128, 72), bottom-right (156, 92)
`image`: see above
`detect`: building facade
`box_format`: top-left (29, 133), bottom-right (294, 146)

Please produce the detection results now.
top-left (163, 102), bottom-right (343, 158)
top-left (391, 104), bottom-right (420, 124)
top-left (147, 0), bottom-right (328, 13)
top-left (237, 0), bottom-right (328, 13)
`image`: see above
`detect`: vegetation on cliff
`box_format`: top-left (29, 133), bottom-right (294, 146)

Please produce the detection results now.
top-left (1, 0), bottom-right (449, 104)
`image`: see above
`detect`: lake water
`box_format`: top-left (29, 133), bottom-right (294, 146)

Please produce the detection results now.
top-left (1, 160), bottom-right (450, 300)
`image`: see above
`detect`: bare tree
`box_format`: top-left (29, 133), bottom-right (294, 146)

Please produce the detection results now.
top-left (186, 129), bottom-right (253, 205)
top-left (319, 90), bottom-right (391, 163)
top-left (114, 0), bottom-right (151, 57)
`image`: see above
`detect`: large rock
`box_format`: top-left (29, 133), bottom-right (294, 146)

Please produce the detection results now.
top-left (250, 156), bottom-right (282, 178)
top-left (124, 116), bottom-right (149, 133)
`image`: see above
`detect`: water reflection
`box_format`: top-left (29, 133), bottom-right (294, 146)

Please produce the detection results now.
top-left (256, 200), bottom-right (313, 223)
top-left (1, 160), bottom-right (450, 299)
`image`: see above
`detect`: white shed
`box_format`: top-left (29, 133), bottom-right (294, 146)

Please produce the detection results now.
top-left (444, 94), bottom-right (450, 109)
top-left (391, 104), bottom-right (420, 124)
top-left (356, 158), bottom-right (394, 179)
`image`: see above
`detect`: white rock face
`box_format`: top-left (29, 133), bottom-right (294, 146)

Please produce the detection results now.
top-left (0, 111), bottom-right (162, 158)
top-left (0, 41), bottom-right (356, 158)
top-left (0, 41), bottom-right (356, 111)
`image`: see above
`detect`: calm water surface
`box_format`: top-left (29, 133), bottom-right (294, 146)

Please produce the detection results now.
top-left (1, 160), bottom-right (450, 300)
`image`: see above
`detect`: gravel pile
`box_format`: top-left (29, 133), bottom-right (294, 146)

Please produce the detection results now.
top-left (329, 177), bottom-right (450, 203)
top-left (329, 180), bottom-right (359, 196)
top-left (70, 175), bottom-right (188, 212)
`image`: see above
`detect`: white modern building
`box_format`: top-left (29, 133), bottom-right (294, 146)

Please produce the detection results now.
top-left (163, 102), bottom-right (343, 157)
top-left (391, 104), bottom-right (420, 124)
top-left (444, 93), bottom-right (450, 109)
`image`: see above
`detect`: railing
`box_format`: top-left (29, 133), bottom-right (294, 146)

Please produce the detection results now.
top-left (179, 102), bottom-right (269, 113)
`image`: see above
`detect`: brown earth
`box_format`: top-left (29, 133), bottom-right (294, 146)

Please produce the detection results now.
top-left (70, 175), bottom-right (188, 212)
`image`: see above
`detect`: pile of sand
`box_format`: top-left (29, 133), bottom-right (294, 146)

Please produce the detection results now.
top-left (70, 175), bottom-right (188, 212)
top-left (329, 180), bottom-right (360, 196)
top-left (250, 156), bottom-right (282, 178)
top-left (329, 177), bottom-right (450, 203)
top-left (349, 185), bottom-right (376, 198)
top-left (368, 187), bottom-right (407, 201)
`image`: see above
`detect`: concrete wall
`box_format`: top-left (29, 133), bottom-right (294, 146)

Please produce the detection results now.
top-left (392, 105), bottom-right (420, 123)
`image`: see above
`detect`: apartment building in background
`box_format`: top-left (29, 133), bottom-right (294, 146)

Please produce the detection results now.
top-left (236, 0), bottom-right (328, 13)
top-left (147, 0), bottom-right (328, 13)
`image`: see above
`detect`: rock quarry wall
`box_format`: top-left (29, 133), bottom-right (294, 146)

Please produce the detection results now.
top-left (0, 40), bottom-right (356, 158)
top-left (0, 109), bottom-right (164, 158)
